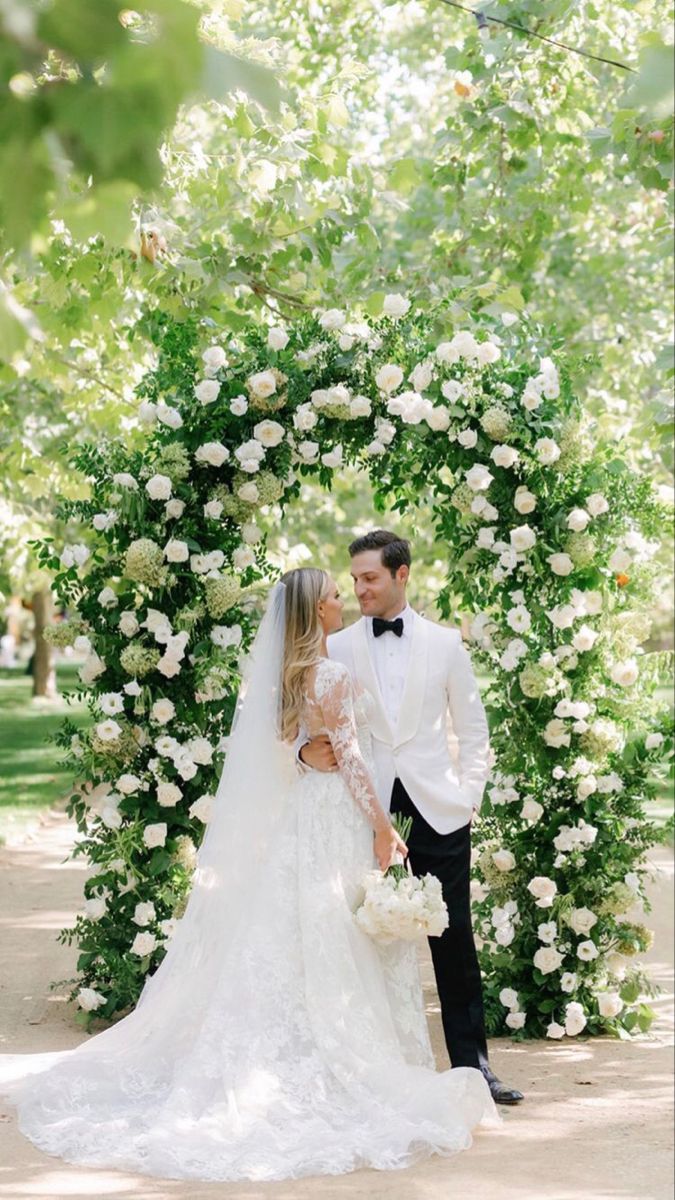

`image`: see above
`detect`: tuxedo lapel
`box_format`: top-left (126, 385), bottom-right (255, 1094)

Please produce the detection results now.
top-left (351, 618), bottom-right (395, 744)
top-left (393, 612), bottom-right (428, 748)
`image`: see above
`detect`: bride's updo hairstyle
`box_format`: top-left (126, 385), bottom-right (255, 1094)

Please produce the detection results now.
top-left (280, 567), bottom-right (330, 742)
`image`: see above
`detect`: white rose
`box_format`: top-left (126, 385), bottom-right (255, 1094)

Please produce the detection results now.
top-left (492, 848), bottom-right (516, 872)
top-left (77, 987), bottom-right (106, 1012)
top-left (230, 395), bottom-right (248, 416)
top-left (533, 946), bottom-right (563, 974)
top-left (165, 498), bottom-right (185, 519)
top-left (572, 624), bottom-right (598, 652)
top-left (476, 340), bottom-right (501, 366)
top-left (112, 472), bottom-right (138, 491)
top-left (143, 822), bottom-right (167, 849)
top-left (582, 590), bottom-right (603, 616)
top-left (514, 486), bottom-right (537, 514)
top-left (338, 333), bottom-right (354, 351)
top-left (564, 1001), bottom-right (587, 1036)
top-left (499, 988), bottom-right (519, 1009)
top-left (609, 658), bottom-right (639, 688)
top-left (238, 482), bottom-right (259, 503)
top-left (293, 403), bottom-right (318, 431)
top-left (544, 718), bottom-right (571, 748)
top-left (241, 522), bottom-right (261, 545)
top-left (527, 876), bottom-right (558, 908)
top-left (366, 440), bottom-right (386, 456)
top-left (138, 400), bottom-right (157, 426)
top-left (495, 923), bottom-right (515, 947)
top-left (548, 552), bottom-right (574, 576)
top-left (507, 605), bottom-right (531, 634)
top-left (586, 493), bottom-right (609, 517)
top-left (203, 500), bottom-right (223, 521)
top-left (157, 781), bottom-right (182, 807)
top-left (195, 379), bottom-right (220, 405)
top-left (567, 907), bottom-right (598, 936)
top-left (186, 736), bottom-right (213, 765)
top-left (145, 473), bottom-right (172, 500)
top-left (477, 527), bottom-right (496, 550)
top-left (321, 445), bottom-right (343, 469)
top-left (247, 369), bottom-right (277, 398)
top-left (566, 508), bottom-right (591, 532)
top-left (538, 921), bottom-right (558, 944)
top-left (426, 404), bottom-right (451, 432)
top-left (560, 972), bottom-right (578, 993)
top-left (375, 363), bottom-right (404, 393)
top-left (202, 345), bottom-right (227, 370)
top-left (375, 418), bottom-right (396, 444)
top-left (505, 1010), bottom-right (526, 1030)
top-left (491, 444), bottom-right (519, 469)
top-left (99, 691), bottom-right (124, 715)
top-left (646, 732), bottom-right (664, 750)
top-left (608, 547), bottom-right (632, 573)
top-left (116, 772), bottom-right (141, 794)
top-left (163, 539), bottom-right (189, 563)
top-left (535, 438), bottom-right (561, 465)
top-left (597, 992), bottom-right (623, 1019)
top-left (133, 901), bottom-right (156, 926)
top-left (350, 395), bottom-right (372, 418)
top-left (233, 546), bottom-right (256, 571)
top-left (131, 931), bottom-right (157, 957)
top-left (195, 441), bottom-right (229, 467)
top-left (441, 379), bottom-right (465, 402)
top-left (465, 464), bottom-right (494, 492)
top-left (318, 308), bottom-right (346, 330)
top-left (576, 776), bottom-right (598, 800)
top-left (382, 293), bottom-right (411, 319)
top-left (210, 624), bottom-right (242, 649)
top-left (457, 428), bottom-right (478, 449)
top-left (95, 719), bottom-right (121, 742)
top-left (298, 440), bottom-right (320, 461)
top-left (189, 793), bottom-right (215, 822)
top-left (156, 403), bottom-right (183, 429)
top-left (151, 698), bottom-right (175, 725)
top-left (267, 326), bottom-right (289, 350)
top-left (521, 798), bottom-right (544, 824)
top-left (510, 525), bottom-right (536, 552)
top-left (577, 940), bottom-right (599, 962)
top-left (253, 419), bottom-right (285, 447)
top-left (235, 439), bottom-right (265, 466)
top-left (546, 1021), bottom-right (566, 1039)
top-left (84, 896), bottom-right (107, 920)
top-left (409, 361), bottom-right (433, 391)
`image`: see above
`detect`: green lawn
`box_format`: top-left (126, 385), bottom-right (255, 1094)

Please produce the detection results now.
top-left (0, 663), bottom-right (90, 844)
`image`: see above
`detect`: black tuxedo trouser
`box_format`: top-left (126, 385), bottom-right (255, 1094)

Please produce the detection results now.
top-left (390, 777), bottom-right (489, 1072)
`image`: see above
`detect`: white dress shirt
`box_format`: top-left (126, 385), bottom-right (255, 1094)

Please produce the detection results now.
top-left (366, 604), bottom-right (414, 729)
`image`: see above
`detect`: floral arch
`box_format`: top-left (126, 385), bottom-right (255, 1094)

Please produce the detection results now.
top-left (42, 297), bottom-right (671, 1039)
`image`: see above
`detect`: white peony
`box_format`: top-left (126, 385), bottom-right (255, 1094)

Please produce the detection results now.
top-left (195, 379), bottom-right (220, 405)
top-left (564, 1001), bottom-right (587, 1036)
top-left (143, 822), bottom-right (167, 849)
top-left (535, 438), bottom-right (561, 465)
top-left (145, 474), bottom-right (172, 500)
top-left (253, 419), bottom-right (285, 447)
top-left (547, 552), bottom-right (574, 576)
top-left (465, 464), bottom-right (494, 492)
top-left (247, 369), bottom-right (277, 398)
top-left (533, 946), bottom-right (563, 974)
top-left (267, 326), bottom-right (289, 350)
top-left (609, 658), bottom-right (639, 688)
top-left (527, 876), bottom-right (558, 908)
top-left (382, 293), bottom-right (411, 319)
top-left (586, 493), bottom-right (609, 517)
top-left (491, 444), bottom-right (519, 469)
top-left (510, 525), bottom-right (536, 552)
top-left (375, 363), bottom-right (404, 393)
top-left (577, 940), bottom-right (599, 961)
top-left (195, 441), bottom-right (229, 467)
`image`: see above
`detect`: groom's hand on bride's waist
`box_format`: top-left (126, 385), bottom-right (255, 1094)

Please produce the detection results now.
top-left (299, 735), bottom-right (338, 772)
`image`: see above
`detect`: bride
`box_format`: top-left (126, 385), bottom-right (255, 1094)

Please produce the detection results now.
top-left (0, 568), bottom-right (496, 1182)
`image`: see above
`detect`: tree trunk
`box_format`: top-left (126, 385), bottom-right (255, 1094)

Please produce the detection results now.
top-left (32, 588), bottom-right (57, 699)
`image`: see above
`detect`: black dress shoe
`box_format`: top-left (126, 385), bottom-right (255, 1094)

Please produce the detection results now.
top-left (482, 1070), bottom-right (524, 1105)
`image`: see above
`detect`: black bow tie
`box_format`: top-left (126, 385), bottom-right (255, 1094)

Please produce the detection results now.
top-left (372, 616), bottom-right (404, 638)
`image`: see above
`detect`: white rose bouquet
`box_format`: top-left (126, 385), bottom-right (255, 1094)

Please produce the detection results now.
top-left (354, 816), bottom-right (449, 943)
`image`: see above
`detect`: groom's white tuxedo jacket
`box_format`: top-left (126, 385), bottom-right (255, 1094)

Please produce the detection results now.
top-left (327, 608), bottom-right (490, 835)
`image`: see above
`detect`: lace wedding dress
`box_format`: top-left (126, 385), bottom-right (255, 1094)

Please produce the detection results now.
top-left (1, 655), bottom-right (495, 1183)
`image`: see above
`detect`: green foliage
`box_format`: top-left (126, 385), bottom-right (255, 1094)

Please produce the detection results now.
top-left (38, 297), bottom-right (673, 1040)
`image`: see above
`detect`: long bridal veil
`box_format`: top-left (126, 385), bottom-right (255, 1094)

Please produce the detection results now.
top-left (0, 581), bottom-right (296, 1097)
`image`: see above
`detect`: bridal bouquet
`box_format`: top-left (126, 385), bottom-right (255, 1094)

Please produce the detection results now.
top-left (354, 816), bottom-right (449, 943)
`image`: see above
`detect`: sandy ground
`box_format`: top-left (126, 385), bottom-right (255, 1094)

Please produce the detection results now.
top-left (0, 806), bottom-right (672, 1200)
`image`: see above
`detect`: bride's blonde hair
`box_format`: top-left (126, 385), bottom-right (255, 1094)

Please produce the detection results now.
top-left (280, 567), bottom-right (330, 742)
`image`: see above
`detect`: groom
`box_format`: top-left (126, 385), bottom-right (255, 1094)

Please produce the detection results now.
top-left (300, 530), bottom-right (523, 1105)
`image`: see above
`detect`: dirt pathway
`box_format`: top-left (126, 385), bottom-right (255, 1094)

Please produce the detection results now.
top-left (0, 806), bottom-right (672, 1200)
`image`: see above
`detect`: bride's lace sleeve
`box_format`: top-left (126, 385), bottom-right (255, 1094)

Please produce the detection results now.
top-left (312, 661), bottom-right (387, 831)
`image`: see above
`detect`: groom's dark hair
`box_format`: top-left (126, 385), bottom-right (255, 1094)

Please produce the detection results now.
top-left (348, 529), bottom-right (411, 577)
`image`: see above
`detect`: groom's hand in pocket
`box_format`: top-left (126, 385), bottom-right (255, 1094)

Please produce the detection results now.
top-left (299, 735), bottom-right (338, 772)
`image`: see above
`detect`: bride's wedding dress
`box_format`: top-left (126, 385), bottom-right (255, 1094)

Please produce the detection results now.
top-left (0, 591), bottom-right (495, 1182)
